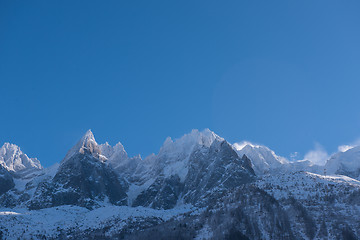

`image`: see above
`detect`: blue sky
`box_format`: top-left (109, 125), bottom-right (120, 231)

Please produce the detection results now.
top-left (1, 1), bottom-right (360, 167)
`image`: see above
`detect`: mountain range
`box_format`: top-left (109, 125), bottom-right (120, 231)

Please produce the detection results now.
top-left (0, 129), bottom-right (359, 239)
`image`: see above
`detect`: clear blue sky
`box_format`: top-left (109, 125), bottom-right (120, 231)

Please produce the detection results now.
top-left (1, 1), bottom-right (360, 167)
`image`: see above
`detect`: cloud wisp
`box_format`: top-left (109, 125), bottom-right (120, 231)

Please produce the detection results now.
top-left (303, 143), bottom-right (329, 166)
top-left (302, 138), bottom-right (360, 166)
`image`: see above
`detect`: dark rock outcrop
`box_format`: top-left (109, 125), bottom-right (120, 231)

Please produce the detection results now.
top-left (133, 139), bottom-right (256, 209)
top-left (0, 165), bottom-right (14, 196)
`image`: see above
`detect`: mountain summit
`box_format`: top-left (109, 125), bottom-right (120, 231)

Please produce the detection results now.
top-left (325, 145), bottom-right (360, 179)
top-left (0, 142), bottom-right (42, 173)
top-left (62, 129), bottom-right (103, 163)
top-left (233, 141), bottom-right (287, 175)
top-left (1, 129), bottom-right (360, 239)
top-left (29, 130), bottom-right (128, 209)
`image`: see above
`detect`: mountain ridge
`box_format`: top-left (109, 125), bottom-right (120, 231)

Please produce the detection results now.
top-left (0, 129), bottom-right (360, 239)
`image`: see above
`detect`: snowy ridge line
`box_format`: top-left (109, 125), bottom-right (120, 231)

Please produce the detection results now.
top-left (0, 129), bottom-right (359, 239)
top-left (2, 128), bottom-right (360, 180)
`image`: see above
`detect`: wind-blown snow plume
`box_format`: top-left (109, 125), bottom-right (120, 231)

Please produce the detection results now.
top-left (1, 129), bottom-right (360, 239)
top-left (233, 141), bottom-right (287, 175)
top-left (303, 143), bottom-right (329, 166)
top-left (337, 138), bottom-right (360, 152)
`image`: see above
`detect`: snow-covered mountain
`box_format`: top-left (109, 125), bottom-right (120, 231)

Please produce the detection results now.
top-left (139, 129), bottom-right (222, 183)
top-left (131, 129), bottom-right (255, 209)
top-left (325, 145), bottom-right (360, 179)
top-left (232, 141), bottom-right (324, 176)
top-left (0, 129), bottom-right (359, 239)
top-left (29, 130), bottom-right (129, 210)
top-left (0, 143), bottom-right (42, 173)
top-left (233, 141), bottom-right (287, 175)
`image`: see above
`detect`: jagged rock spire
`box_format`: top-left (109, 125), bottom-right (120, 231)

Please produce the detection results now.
top-left (0, 142), bottom-right (42, 172)
top-left (62, 129), bottom-right (101, 163)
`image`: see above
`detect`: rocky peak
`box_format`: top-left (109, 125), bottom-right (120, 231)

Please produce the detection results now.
top-left (233, 141), bottom-right (287, 175)
top-left (62, 130), bottom-right (102, 163)
top-left (0, 142), bottom-right (42, 172)
top-left (156, 129), bottom-right (223, 163)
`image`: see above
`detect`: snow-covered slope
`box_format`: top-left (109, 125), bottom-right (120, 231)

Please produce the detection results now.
top-left (100, 141), bottom-right (142, 179)
top-left (0, 143), bottom-right (42, 173)
top-left (325, 145), bottom-right (360, 179)
top-left (29, 130), bottom-right (129, 210)
top-left (142, 129), bottom-right (223, 182)
top-left (131, 129), bottom-right (255, 209)
top-left (63, 129), bottom-right (141, 177)
top-left (99, 142), bottom-right (128, 163)
top-left (1, 129), bottom-right (360, 239)
top-left (62, 129), bottom-right (104, 163)
top-left (232, 141), bottom-right (326, 176)
top-left (124, 129), bottom-right (223, 205)
top-left (0, 204), bottom-right (195, 239)
top-left (233, 141), bottom-right (287, 175)
top-left (255, 171), bottom-right (360, 239)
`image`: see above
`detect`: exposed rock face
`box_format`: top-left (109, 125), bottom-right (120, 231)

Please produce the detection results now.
top-left (29, 130), bottom-right (128, 209)
top-left (233, 142), bottom-right (287, 175)
top-left (133, 139), bottom-right (256, 209)
top-left (1, 129), bottom-right (360, 240)
top-left (133, 175), bottom-right (183, 209)
top-left (0, 165), bottom-right (14, 195)
top-left (62, 130), bottom-right (103, 163)
top-left (99, 139), bottom-right (142, 180)
top-left (182, 141), bottom-right (255, 205)
top-left (127, 185), bottom-right (294, 240)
